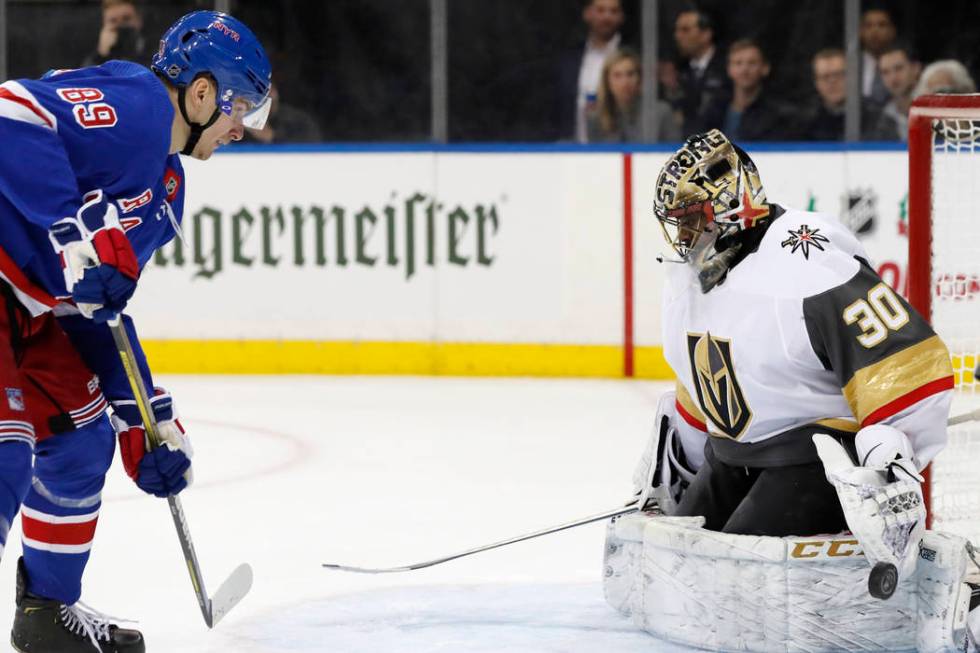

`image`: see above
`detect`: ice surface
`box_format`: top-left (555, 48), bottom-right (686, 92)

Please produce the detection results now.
top-left (0, 376), bottom-right (688, 652)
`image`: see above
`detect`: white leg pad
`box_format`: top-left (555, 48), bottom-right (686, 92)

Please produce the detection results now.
top-left (916, 531), bottom-right (972, 653)
top-left (603, 513), bottom-right (975, 652)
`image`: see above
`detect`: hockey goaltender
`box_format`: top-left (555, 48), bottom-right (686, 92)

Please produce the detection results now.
top-left (607, 130), bottom-right (980, 652)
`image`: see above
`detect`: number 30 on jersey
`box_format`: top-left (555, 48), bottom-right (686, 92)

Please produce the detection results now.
top-left (57, 87), bottom-right (117, 129)
top-left (842, 282), bottom-right (910, 347)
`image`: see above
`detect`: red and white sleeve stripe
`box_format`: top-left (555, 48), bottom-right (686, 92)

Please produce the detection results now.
top-left (0, 81), bottom-right (57, 130)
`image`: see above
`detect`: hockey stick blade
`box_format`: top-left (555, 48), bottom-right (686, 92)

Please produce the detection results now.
top-left (208, 563), bottom-right (253, 628)
top-left (323, 504), bottom-right (638, 574)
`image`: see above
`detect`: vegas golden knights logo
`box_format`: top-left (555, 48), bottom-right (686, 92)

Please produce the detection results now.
top-left (686, 332), bottom-right (752, 439)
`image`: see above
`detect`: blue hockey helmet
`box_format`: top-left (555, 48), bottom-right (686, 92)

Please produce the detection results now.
top-left (152, 11), bottom-right (272, 130)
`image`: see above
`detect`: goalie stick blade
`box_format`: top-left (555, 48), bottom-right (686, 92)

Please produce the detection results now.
top-left (207, 563), bottom-right (253, 628)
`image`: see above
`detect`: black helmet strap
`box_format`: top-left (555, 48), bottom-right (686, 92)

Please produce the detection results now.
top-left (177, 85), bottom-right (222, 156)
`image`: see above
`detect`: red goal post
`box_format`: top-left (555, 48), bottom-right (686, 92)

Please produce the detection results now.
top-left (908, 94), bottom-right (980, 542)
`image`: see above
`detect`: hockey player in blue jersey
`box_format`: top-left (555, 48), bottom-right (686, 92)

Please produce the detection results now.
top-left (0, 11), bottom-right (271, 652)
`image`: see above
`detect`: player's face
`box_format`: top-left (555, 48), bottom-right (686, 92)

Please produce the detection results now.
top-left (190, 92), bottom-right (246, 161)
top-left (662, 208), bottom-right (712, 259)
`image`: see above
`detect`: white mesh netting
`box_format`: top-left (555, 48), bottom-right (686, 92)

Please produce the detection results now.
top-left (926, 117), bottom-right (980, 545)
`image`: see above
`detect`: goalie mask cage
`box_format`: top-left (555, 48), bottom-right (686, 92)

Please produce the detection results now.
top-left (908, 94), bottom-right (980, 545)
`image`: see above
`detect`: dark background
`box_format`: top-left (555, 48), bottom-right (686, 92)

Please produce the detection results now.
top-left (6, 0), bottom-right (980, 142)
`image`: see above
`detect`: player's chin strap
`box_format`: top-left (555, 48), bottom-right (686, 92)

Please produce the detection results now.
top-left (177, 86), bottom-right (222, 156)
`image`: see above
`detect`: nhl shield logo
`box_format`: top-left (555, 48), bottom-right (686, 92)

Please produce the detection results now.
top-left (6, 388), bottom-right (25, 412)
top-left (164, 168), bottom-right (181, 202)
top-left (686, 332), bottom-right (752, 439)
top-left (840, 188), bottom-right (877, 236)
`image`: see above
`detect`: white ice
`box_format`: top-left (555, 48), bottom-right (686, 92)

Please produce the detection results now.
top-left (0, 376), bottom-right (698, 652)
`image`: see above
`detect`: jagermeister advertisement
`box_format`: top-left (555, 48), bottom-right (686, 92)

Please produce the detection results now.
top-left (129, 153), bottom-right (626, 344)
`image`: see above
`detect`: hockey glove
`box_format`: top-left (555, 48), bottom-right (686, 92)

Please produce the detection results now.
top-left (855, 424), bottom-right (925, 484)
top-left (111, 388), bottom-right (194, 498)
top-left (632, 391), bottom-right (698, 515)
top-left (814, 431), bottom-right (925, 579)
top-left (49, 190), bottom-right (139, 323)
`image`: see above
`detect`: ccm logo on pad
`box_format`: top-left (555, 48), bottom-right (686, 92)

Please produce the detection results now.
top-left (790, 539), bottom-right (863, 559)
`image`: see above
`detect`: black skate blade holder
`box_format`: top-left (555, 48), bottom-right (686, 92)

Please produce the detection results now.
top-left (108, 317), bottom-right (253, 627)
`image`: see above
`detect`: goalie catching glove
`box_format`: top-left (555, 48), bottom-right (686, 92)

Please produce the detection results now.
top-left (48, 189), bottom-right (139, 323)
top-left (814, 424), bottom-right (925, 580)
top-left (111, 388), bottom-right (194, 498)
top-left (632, 391), bottom-right (699, 515)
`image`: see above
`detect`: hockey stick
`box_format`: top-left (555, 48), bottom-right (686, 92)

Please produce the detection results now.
top-left (107, 317), bottom-right (252, 628)
top-left (948, 407), bottom-right (980, 427)
top-left (324, 409), bottom-right (980, 576)
top-left (322, 504), bottom-right (639, 574)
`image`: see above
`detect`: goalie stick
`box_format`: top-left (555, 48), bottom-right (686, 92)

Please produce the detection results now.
top-left (108, 318), bottom-right (252, 627)
top-left (323, 505), bottom-right (639, 574)
top-left (323, 409), bottom-right (980, 576)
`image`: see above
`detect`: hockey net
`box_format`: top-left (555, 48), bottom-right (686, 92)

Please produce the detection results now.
top-left (908, 95), bottom-right (980, 545)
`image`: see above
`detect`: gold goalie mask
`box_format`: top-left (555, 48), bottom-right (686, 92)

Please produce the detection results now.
top-left (653, 130), bottom-right (770, 292)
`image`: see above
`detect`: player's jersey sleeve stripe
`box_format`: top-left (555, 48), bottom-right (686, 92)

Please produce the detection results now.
top-left (862, 376), bottom-right (954, 426)
top-left (842, 335), bottom-right (954, 424)
top-left (0, 82), bottom-right (56, 130)
top-left (675, 382), bottom-right (708, 432)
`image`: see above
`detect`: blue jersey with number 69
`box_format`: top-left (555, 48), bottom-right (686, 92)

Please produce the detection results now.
top-left (0, 60), bottom-right (187, 403)
top-left (0, 59), bottom-right (184, 315)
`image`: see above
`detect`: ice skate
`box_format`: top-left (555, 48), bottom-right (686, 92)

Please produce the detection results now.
top-left (11, 558), bottom-right (145, 653)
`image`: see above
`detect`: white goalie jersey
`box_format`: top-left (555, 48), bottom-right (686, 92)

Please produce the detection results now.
top-left (661, 206), bottom-right (954, 469)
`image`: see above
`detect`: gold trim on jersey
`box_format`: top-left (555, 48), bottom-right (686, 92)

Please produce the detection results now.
top-left (686, 332), bottom-right (753, 440)
top-left (675, 382), bottom-right (708, 423)
top-left (814, 418), bottom-right (860, 433)
top-left (842, 336), bottom-right (953, 424)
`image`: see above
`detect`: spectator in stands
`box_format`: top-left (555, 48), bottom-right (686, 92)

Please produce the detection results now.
top-left (706, 39), bottom-right (795, 141)
top-left (803, 48), bottom-right (891, 141)
top-left (859, 6), bottom-right (897, 109)
top-left (556, 0), bottom-right (626, 143)
top-left (244, 83), bottom-right (322, 144)
top-left (586, 49), bottom-right (681, 143)
top-left (674, 8), bottom-right (728, 137)
top-left (874, 43), bottom-right (921, 141)
top-left (913, 60), bottom-right (977, 97)
top-left (82, 0), bottom-right (149, 67)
